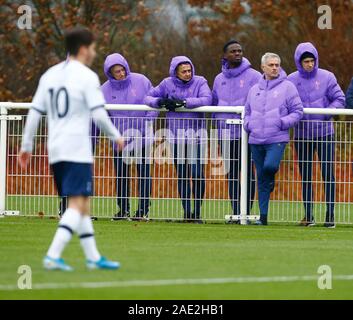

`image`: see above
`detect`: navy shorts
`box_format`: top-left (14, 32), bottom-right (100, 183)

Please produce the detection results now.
top-left (51, 162), bottom-right (93, 197)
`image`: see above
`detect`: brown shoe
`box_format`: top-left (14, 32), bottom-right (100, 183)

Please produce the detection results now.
top-left (299, 217), bottom-right (315, 227)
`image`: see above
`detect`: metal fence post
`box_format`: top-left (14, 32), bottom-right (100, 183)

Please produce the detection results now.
top-left (0, 106), bottom-right (8, 214)
top-left (240, 108), bottom-right (248, 225)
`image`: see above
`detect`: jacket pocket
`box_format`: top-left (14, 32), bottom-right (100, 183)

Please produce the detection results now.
top-left (247, 120), bottom-right (254, 132)
top-left (274, 118), bottom-right (282, 130)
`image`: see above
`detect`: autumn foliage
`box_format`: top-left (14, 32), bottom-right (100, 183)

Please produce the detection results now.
top-left (1, 1), bottom-right (352, 99)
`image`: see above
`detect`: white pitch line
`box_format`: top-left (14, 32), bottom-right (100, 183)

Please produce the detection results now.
top-left (1, 274), bottom-right (353, 291)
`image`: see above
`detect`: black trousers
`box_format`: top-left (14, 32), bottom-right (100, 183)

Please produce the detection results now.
top-left (220, 139), bottom-right (255, 215)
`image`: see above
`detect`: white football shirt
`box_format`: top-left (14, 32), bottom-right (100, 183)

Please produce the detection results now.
top-left (31, 60), bottom-right (106, 164)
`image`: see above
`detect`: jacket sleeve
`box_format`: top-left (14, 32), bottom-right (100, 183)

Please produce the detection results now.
top-left (20, 108), bottom-right (42, 152)
top-left (185, 79), bottom-right (212, 108)
top-left (144, 80), bottom-right (166, 108)
top-left (91, 106), bottom-right (121, 142)
top-left (243, 71), bottom-right (261, 129)
top-left (144, 78), bottom-right (159, 119)
top-left (327, 73), bottom-right (345, 109)
top-left (346, 77), bottom-right (353, 109)
top-left (243, 91), bottom-right (252, 133)
top-left (281, 83), bottom-right (304, 130)
top-left (251, 70), bottom-right (262, 87)
top-left (211, 80), bottom-right (219, 119)
top-left (21, 76), bottom-right (47, 152)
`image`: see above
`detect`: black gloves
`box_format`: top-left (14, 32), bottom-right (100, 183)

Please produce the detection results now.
top-left (157, 97), bottom-right (186, 111)
top-left (157, 98), bottom-right (174, 109)
top-left (171, 97), bottom-right (186, 109)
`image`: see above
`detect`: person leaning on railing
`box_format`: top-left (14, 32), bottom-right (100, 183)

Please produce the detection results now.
top-left (346, 77), bottom-right (353, 109)
top-left (244, 53), bottom-right (303, 226)
top-left (212, 40), bottom-right (261, 222)
top-left (144, 56), bottom-right (212, 223)
top-left (101, 53), bottom-right (159, 222)
top-left (288, 42), bottom-right (345, 228)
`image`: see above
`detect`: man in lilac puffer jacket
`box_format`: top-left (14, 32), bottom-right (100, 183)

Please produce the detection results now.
top-left (212, 40), bottom-right (261, 219)
top-left (288, 42), bottom-right (345, 228)
top-left (244, 53), bottom-right (303, 225)
top-left (144, 56), bottom-right (212, 223)
top-left (101, 53), bottom-right (159, 221)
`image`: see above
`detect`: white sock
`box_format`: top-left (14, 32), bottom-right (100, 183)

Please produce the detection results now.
top-left (46, 208), bottom-right (81, 259)
top-left (77, 215), bottom-right (101, 262)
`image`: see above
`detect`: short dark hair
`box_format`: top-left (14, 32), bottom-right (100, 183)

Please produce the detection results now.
top-left (65, 27), bottom-right (94, 56)
top-left (223, 39), bottom-right (240, 53)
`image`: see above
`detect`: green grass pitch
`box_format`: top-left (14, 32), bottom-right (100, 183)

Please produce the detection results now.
top-left (1, 217), bottom-right (353, 299)
top-left (6, 195), bottom-right (353, 223)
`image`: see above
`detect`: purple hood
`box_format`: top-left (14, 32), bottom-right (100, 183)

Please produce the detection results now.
top-left (169, 55), bottom-right (196, 88)
top-left (100, 53), bottom-right (158, 148)
top-left (221, 57), bottom-right (251, 78)
top-left (144, 56), bottom-right (212, 143)
top-left (294, 42), bottom-right (319, 79)
top-left (103, 53), bottom-right (132, 90)
top-left (288, 42), bottom-right (345, 138)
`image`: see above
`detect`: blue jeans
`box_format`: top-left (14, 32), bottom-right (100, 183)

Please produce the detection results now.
top-left (173, 143), bottom-right (205, 219)
top-left (113, 147), bottom-right (152, 216)
top-left (250, 143), bottom-right (287, 217)
top-left (220, 139), bottom-right (255, 215)
top-left (294, 135), bottom-right (335, 222)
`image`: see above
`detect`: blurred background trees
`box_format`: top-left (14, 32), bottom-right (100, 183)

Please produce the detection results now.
top-left (0, 0), bottom-right (352, 100)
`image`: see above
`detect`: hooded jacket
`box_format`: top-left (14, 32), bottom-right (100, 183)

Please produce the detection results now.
top-left (346, 77), bottom-right (353, 109)
top-left (144, 56), bottom-right (212, 141)
top-left (288, 42), bottom-right (345, 138)
top-left (212, 57), bottom-right (261, 139)
top-left (244, 69), bottom-right (303, 145)
top-left (101, 53), bottom-right (158, 145)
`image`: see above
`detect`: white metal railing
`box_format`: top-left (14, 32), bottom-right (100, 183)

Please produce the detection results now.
top-left (1, 102), bottom-right (353, 224)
